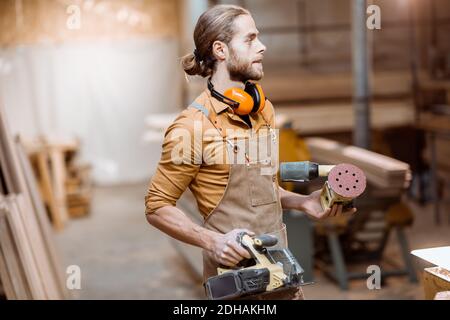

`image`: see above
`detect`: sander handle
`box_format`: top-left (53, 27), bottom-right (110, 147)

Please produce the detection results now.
top-left (280, 161), bottom-right (335, 182)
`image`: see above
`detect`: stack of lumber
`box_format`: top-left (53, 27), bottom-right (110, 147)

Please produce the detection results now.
top-left (275, 100), bottom-right (415, 135)
top-left (23, 137), bottom-right (92, 229)
top-left (260, 69), bottom-right (416, 103)
top-left (305, 137), bottom-right (411, 190)
top-left (0, 104), bottom-right (68, 299)
top-left (66, 163), bottom-right (92, 218)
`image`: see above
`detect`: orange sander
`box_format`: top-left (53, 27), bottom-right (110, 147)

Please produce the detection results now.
top-left (280, 161), bottom-right (367, 210)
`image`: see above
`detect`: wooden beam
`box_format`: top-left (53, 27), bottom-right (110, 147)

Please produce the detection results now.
top-left (16, 139), bottom-right (68, 298)
top-left (0, 195), bottom-right (46, 299)
top-left (0, 244), bottom-right (17, 299)
top-left (276, 100), bottom-right (415, 135)
top-left (35, 151), bottom-right (64, 231)
top-left (14, 194), bottom-right (62, 299)
top-left (0, 102), bottom-right (66, 299)
top-left (0, 104), bottom-right (21, 193)
top-left (305, 137), bottom-right (411, 189)
top-left (0, 207), bottom-right (31, 299)
top-left (48, 148), bottom-right (69, 225)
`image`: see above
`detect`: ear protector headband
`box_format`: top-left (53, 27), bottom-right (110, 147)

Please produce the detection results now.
top-left (207, 79), bottom-right (266, 116)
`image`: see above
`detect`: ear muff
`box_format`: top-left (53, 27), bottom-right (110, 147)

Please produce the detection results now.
top-left (244, 82), bottom-right (266, 113)
top-left (208, 79), bottom-right (266, 116)
top-left (223, 88), bottom-right (254, 116)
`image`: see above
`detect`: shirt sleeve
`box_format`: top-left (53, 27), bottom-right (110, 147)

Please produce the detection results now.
top-left (145, 109), bottom-right (203, 215)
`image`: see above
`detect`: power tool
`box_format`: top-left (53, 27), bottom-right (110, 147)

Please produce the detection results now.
top-left (280, 161), bottom-right (367, 210)
top-left (204, 232), bottom-right (305, 300)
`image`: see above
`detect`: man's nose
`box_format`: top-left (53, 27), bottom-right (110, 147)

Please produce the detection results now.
top-left (257, 39), bottom-right (266, 54)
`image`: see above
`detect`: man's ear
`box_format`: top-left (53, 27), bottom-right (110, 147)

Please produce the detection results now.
top-left (212, 40), bottom-right (227, 61)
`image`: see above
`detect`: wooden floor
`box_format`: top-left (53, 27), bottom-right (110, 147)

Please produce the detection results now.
top-left (57, 183), bottom-right (450, 300)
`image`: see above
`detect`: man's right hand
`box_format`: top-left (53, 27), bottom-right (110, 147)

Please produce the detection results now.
top-left (210, 228), bottom-right (255, 267)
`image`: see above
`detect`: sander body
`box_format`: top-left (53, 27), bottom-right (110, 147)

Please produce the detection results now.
top-left (280, 161), bottom-right (367, 210)
top-left (204, 233), bottom-right (305, 300)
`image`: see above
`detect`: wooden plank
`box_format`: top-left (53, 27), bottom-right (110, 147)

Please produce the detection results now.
top-left (16, 139), bottom-right (68, 299)
top-left (49, 148), bottom-right (69, 225)
top-left (0, 103), bottom-right (65, 299)
top-left (0, 116), bottom-right (63, 298)
top-left (261, 70), bottom-right (415, 102)
top-left (423, 267), bottom-right (450, 300)
top-left (306, 137), bottom-right (409, 173)
top-left (0, 244), bottom-right (17, 299)
top-left (15, 194), bottom-right (62, 299)
top-left (305, 137), bottom-right (410, 188)
top-left (0, 207), bottom-right (31, 299)
top-left (0, 103), bottom-right (21, 193)
top-left (35, 151), bottom-right (64, 230)
top-left (276, 100), bottom-right (415, 135)
top-left (1, 195), bottom-right (46, 299)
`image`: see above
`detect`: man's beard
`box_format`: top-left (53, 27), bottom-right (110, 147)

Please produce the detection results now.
top-left (227, 47), bottom-right (263, 83)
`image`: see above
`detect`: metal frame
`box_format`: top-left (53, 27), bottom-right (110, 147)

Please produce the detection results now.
top-left (319, 225), bottom-right (418, 291)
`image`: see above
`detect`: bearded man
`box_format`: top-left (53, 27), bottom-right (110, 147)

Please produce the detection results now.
top-left (145, 4), bottom-right (356, 300)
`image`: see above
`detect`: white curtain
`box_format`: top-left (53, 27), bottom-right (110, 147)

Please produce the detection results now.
top-left (0, 38), bottom-right (182, 185)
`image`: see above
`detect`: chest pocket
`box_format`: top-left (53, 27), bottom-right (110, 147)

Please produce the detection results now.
top-left (247, 163), bottom-right (278, 206)
top-left (246, 132), bottom-right (278, 207)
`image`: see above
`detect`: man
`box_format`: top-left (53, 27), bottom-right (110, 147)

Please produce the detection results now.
top-left (145, 4), bottom-right (356, 300)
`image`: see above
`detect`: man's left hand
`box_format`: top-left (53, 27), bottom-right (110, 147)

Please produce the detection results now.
top-left (302, 189), bottom-right (357, 220)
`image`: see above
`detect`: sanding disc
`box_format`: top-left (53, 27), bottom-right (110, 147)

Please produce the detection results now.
top-left (328, 163), bottom-right (366, 198)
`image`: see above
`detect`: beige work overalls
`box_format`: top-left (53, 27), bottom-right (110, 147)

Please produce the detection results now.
top-left (190, 98), bottom-right (304, 300)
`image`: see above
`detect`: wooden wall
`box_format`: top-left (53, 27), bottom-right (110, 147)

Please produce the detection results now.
top-left (221, 0), bottom-right (450, 72)
top-left (0, 0), bottom-right (180, 46)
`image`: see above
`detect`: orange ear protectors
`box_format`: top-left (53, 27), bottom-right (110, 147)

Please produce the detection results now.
top-left (208, 79), bottom-right (266, 116)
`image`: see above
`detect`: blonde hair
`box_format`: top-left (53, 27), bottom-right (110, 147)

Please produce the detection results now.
top-left (181, 5), bottom-right (249, 77)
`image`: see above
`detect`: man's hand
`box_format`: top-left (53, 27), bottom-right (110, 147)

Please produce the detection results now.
top-left (303, 189), bottom-right (357, 220)
top-left (210, 228), bottom-right (255, 267)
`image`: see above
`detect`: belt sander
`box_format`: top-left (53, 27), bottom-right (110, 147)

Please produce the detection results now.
top-left (204, 232), bottom-right (305, 300)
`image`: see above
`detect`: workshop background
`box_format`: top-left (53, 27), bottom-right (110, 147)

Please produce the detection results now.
top-left (0, 0), bottom-right (449, 300)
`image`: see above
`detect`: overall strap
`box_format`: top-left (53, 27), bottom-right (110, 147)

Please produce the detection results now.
top-left (189, 101), bottom-right (226, 138)
top-left (189, 101), bottom-right (210, 118)
top-left (260, 110), bottom-right (272, 129)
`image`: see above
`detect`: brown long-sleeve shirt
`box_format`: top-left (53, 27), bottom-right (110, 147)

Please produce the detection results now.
top-left (145, 89), bottom-right (276, 218)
